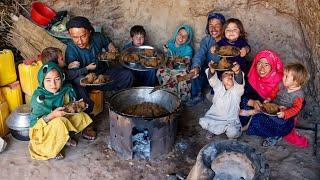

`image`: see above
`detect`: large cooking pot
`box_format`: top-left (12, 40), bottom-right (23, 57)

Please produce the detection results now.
top-left (109, 87), bottom-right (181, 118)
top-left (6, 104), bottom-right (31, 141)
top-left (108, 87), bottom-right (181, 159)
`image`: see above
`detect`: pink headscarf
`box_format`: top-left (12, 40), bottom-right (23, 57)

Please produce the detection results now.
top-left (248, 49), bottom-right (284, 99)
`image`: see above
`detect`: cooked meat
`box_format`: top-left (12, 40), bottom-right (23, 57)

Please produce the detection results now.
top-left (262, 103), bottom-right (279, 115)
top-left (214, 45), bottom-right (240, 56)
top-left (64, 99), bottom-right (87, 113)
top-left (218, 58), bottom-right (231, 69)
top-left (141, 49), bottom-right (154, 57)
top-left (122, 102), bottom-right (169, 117)
top-left (85, 73), bottom-right (97, 84)
top-left (99, 52), bottom-right (118, 60)
top-left (82, 73), bottom-right (109, 84)
top-left (141, 57), bottom-right (159, 67)
top-left (123, 53), bottom-right (140, 63)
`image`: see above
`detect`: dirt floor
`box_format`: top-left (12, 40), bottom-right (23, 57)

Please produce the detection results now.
top-left (0, 99), bottom-right (320, 180)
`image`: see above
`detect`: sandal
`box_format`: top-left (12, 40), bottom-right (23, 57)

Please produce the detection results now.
top-left (82, 127), bottom-right (97, 141)
top-left (262, 137), bottom-right (281, 147)
top-left (54, 152), bottom-right (64, 160)
top-left (66, 138), bottom-right (78, 147)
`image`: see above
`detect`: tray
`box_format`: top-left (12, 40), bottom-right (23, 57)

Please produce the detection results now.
top-left (261, 110), bottom-right (278, 116)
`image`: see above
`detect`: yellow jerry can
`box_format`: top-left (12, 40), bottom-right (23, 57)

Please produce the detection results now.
top-left (25, 94), bottom-right (32, 105)
top-left (0, 49), bottom-right (17, 86)
top-left (0, 102), bottom-right (9, 137)
top-left (1, 81), bottom-right (23, 112)
top-left (18, 60), bottom-right (42, 96)
top-left (0, 90), bottom-right (5, 103)
top-left (89, 90), bottom-right (104, 116)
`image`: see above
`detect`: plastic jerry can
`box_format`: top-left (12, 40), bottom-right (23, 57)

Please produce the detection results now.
top-left (1, 81), bottom-right (23, 112)
top-left (0, 90), bottom-right (5, 103)
top-left (0, 49), bottom-right (17, 86)
top-left (18, 60), bottom-right (42, 96)
top-left (89, 90), bottom-right (104, 116)
top-left (25, 94), bottom-right (32, 105)
top-left (0, 102), bottom-right (9, 137)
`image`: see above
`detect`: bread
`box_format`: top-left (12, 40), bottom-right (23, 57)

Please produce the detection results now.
top-left (99, 52), bottom-right (118, 60)
top-left (123, 53), bottom-right (139, 63)
top-left (218, 58), bottom-right (231, 69)
top-left (141, 49), bottom-right (154, 57)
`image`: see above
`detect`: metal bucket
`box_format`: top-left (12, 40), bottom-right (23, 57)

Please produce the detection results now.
top-left (108, 87), bottom-right (181, 160)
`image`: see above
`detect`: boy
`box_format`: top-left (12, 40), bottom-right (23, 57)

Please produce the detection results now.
top-left (123, 25), bottom-right (157, 86)
top-left (123, 25), bottom-right (146, 49)
top-left (199, 61), bottom-right (244, 139)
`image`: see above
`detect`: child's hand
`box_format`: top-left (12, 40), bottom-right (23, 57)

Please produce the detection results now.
top-left (231, 62), bottom-right (240, 74)
top-left (277, 111), bottom-right (285, 118)
top-left (210, 45), bottom-right (217, 54)
top-left (68, 61), bottom-right (80, 69)
top-left (108, 43), bottom-right (118, 52)
top-left (279, 106), bottom-right (287, 111)
top-left (49, 107), bottom-right (66, 119)
top-left (240, 47), bottom-right (248, 57)
top-left (86, 63), bottom-right (96, 71)
top-left (263, 98), bottom-right (271, 104)
top-left (208, 61), bottom-right (216, 74)
top-left (252, 100), bottom-right (262, 111)
top-left (163, 44), bottom-right (168, 53)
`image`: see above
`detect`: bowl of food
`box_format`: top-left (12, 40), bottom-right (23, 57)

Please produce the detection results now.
top-left (261, 102), bottom-right (280, 116)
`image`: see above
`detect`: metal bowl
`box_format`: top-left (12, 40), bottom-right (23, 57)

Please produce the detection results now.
top-left (109, 87), bottom-right (181, 118)
top-left (6, 104), bottom-right (31, 141)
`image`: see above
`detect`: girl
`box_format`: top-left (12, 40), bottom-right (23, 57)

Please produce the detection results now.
top-left (243, 63), bottom-right (308, 146)
top-left (157, 24), bottom-right (194, 102)
top-left (212, 18), bottom-right (250, 72)
top-left (29, 62), bottom-right (93, 160)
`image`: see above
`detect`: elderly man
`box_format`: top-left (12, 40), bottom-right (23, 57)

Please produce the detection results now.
top-left (65, 16), bottom-right (133, 111)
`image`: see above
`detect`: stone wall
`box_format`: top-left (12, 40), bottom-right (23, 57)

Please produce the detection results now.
top-left (41, 0), bottom-right (320, 115)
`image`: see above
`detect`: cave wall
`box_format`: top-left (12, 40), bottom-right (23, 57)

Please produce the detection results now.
top-left (41, 0), bottom-right (320, 115)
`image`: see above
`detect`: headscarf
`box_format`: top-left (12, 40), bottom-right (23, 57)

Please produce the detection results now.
top-left (66, 16), bottom-right (95, 32)
top-left (166, 24), bottom-right (193, 57)
top-left (248, 49), bottom-right (284, 99)
top-left (205, 12), bottom-right (225, 34)
top-left (30, 62), bottom-right (77, 126)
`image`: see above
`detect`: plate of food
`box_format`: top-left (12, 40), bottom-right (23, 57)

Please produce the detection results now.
top-left (213, 45), bottom-right (240, 57)
top-left (140, 56), bottom-right (163, 69)
top-left (138, 45), bottom-right (157, 58)
top-left (64, 99), bottom-right (88, 115)
top-left (98, 52), bottom-right (120, 62)
top-left (81, 73), bottom-right (112, 86)
top-left (211, 58), bottom-right (233, 71)
top-left (261, 102), bottom-right (280, 116)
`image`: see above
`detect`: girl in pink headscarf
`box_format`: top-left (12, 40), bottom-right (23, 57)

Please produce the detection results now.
top-left (240, 49), bottom-right (308, 147)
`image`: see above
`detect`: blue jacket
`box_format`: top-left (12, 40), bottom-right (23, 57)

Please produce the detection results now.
top-left (166, 24), bottom-right (193, 58)
top-left (65, 32), bottom-right (111, 85)
top-left (191, 35), bottom-right (220, 69)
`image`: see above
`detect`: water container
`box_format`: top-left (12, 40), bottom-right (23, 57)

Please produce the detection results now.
top-left (25, 94), bottom-right (32, 105)
top-left (0, 90), bottom-right (5, 104)
top-left (0, 102), bottom-right (9, 137)
top-left (0, 49), bottom-right (17, 86)
top-left (18, 60), bottom-right (42, 96)
top-left (89, 90), bottom-right (104, 116)
top-left (1, 81), bottom-right (23, 112)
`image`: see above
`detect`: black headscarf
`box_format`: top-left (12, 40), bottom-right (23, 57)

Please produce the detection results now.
top-left (66, 16), bottom-right (95, 32)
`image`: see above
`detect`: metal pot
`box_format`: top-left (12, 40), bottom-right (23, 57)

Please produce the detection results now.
top-left (6, 104), bottom-right (31, 141)
top-left (108, 87), bottom-right (181, 160)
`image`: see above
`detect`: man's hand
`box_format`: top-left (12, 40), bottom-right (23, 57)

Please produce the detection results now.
top-left (86, 63), bottom-right (96, 71)
top-left (208, 61), bottom-right (216, 74)
top-left (68, 61), bottom-right (80, 69)
top-left (210, 45), bottom-right (217, 54)
top-left (108, 43), bottom-right (118, 52)
top-left (189, 67), bottom-right (200, 78)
